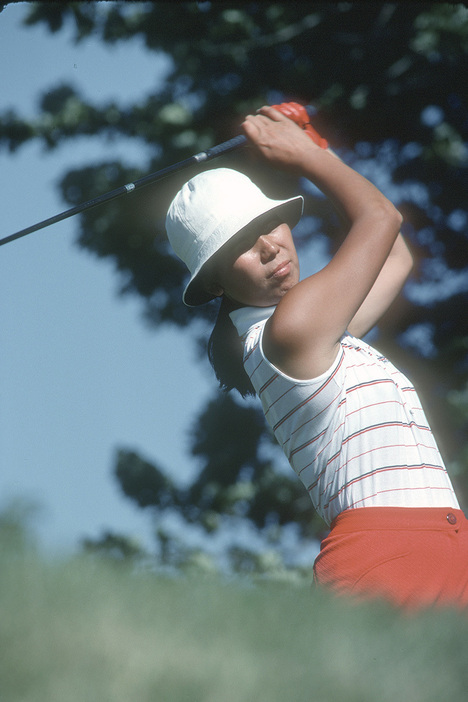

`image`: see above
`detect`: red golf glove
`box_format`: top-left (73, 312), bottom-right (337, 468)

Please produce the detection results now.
top-left (272, 102), bottom-right (328, 149)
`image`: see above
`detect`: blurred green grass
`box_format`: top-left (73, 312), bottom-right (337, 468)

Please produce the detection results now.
top-left (2, 544), bottom-right (468, 702)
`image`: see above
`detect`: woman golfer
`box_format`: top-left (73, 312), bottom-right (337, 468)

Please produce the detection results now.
top-left (166, 105), bottom-right (468, 609)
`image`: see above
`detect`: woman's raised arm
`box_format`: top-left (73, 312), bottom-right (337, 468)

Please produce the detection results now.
top-left (242, 106), bottom-right (403, 379)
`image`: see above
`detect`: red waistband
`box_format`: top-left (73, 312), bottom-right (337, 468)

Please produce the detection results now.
top-left (329, 507), bottom-right (466, 534)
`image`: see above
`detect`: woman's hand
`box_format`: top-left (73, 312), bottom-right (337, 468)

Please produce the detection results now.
top-left (241, 105), bottom-right (321, 171)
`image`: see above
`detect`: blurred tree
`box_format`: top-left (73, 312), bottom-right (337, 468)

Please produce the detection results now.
top-left (81, 530), bottom-right (146, 565)
top-left (2, 2), bottom-right (467, 572)
top-left (0, 498), bottom-right (42, 554)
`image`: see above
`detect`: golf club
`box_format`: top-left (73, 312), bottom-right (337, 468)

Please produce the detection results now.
top-left (0, 134), bottom-right (248, 248)
top-left (1, 104), bottom-right (325, 248)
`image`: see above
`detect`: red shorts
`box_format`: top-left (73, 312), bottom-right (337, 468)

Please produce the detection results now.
top-left (313, 507), bottom-right (468, 610)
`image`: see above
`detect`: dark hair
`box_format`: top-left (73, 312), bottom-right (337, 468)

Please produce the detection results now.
top-left (208, 297), bottom-right (256, 398)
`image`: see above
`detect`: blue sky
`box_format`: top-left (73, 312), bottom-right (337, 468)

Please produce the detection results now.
top-left (2, 3), bottom-right (465, 564)
top-left (1, 3), bottom-right (215, 554)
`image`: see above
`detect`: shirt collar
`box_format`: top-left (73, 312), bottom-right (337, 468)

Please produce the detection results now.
top-left (229, 305), bottom-right (276, 337)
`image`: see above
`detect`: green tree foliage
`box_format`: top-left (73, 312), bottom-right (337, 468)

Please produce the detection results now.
top-left (3, 2), bottom-right (467, 570)
top-left (0, 498), bottom-right (41, 555)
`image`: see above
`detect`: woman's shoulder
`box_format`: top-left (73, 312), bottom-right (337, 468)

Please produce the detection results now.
top-left (263, 302), bottom-right (342, 380)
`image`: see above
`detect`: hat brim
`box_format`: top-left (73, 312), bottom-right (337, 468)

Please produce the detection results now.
top-left (182, 195), bottom-right (304, 306)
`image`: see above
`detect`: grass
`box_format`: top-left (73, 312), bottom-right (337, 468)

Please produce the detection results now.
top-left (2, 544), bottom-right (468, 702)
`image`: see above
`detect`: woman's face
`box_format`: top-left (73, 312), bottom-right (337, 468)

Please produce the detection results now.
top-left (206, 218), bottom-right (300, 308)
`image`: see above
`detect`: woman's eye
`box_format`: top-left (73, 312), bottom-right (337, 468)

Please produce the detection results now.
top-left (262, 220), bottom-right (281, 236)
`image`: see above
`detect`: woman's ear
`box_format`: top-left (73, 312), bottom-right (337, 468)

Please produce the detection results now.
top-left (199, 262), bottom-right (224, 298)
top-left (205, 281), bottom-right (224, 298)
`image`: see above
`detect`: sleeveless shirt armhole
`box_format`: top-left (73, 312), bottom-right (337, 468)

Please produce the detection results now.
top-left (255, 323), bottom-right (345, 386)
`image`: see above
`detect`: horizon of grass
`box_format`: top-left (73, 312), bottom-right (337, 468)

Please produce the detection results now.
top-left (2, 542), bottom-right (468, 702)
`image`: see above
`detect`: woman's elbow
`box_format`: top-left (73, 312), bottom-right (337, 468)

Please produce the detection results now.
top-left (370, 200), bottom-right (404, 234)
top-left (388, 203), bottom-right (404, 231)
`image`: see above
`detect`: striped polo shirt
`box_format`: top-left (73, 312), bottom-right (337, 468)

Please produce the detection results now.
top-left (230, 306), bottom-right (459, 526)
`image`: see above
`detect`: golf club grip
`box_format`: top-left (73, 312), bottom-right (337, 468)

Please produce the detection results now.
top-left (203, 134), bottom-right (247, 160)
top-left (202, 104), bottom-right (320, 159)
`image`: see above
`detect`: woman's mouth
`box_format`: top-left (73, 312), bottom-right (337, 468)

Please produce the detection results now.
top-left (271, 261), bottom-right (291, 278)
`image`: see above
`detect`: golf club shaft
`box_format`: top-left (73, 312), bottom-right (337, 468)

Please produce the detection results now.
top-left (1, 104), bottom-right (329, 248)
top-left (0, 134), bottom-right (247, 247)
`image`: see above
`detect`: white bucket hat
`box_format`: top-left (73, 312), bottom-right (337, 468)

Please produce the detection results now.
top-left (165, 168), bottom-right (303, 306)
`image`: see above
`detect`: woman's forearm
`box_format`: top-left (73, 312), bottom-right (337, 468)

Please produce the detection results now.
top-left (297, 146), bottom-right (401, 229)
top-left (243, 106), bottom-right (401, 231)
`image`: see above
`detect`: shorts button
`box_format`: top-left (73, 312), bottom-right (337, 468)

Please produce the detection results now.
top-left (447, 512), bottom-right (457, 525)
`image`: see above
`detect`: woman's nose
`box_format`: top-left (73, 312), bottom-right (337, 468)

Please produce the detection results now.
top-left (259, 235), bottom-right (278, 262)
